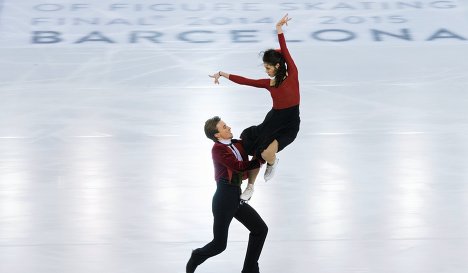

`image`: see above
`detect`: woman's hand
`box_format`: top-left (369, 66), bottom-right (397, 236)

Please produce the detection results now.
top-left (276, 13), bottom-right (292, 29)
top-left (209, 71), bottom-right (221, 84)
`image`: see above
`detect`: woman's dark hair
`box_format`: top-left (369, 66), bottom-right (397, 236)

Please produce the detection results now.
top-left (263, 49), bottom-right (287, 88)
top-left (204, 116), bottom-right (221, 142)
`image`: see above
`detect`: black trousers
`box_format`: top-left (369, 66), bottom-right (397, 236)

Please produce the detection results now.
top-left (189, 181), bottom-right (268, 273)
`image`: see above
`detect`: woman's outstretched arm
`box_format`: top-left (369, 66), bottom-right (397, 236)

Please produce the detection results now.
top-left (276, 14), bottom-right (297, 75)
top-left (209, 71), bottom-right (269, 88)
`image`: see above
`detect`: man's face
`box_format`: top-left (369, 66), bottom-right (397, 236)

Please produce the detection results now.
top-left (215, 120), bottom-right (233, 140)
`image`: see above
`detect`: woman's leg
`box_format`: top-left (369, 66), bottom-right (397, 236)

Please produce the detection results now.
top-left (261, 139), bottom-right (278, 165)
top-left (240, 166), bottom-right (260, 201)
top-left (248, 167), bottom-right (260, 184)
top-left (261, 140), bottom-right (279, 181)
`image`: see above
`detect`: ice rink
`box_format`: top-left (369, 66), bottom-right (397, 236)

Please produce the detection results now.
top-left (1, 1), bottom-right (468, 273)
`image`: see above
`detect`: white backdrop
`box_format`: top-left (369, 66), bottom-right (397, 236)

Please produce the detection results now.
top-left (1, 1), bottom-right (468, 273)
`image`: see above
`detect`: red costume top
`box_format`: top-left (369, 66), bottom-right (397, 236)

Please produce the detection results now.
top-left (228, 33), bottom-right (300, 110)
top-left (211, 139), bottom-right (262, 183)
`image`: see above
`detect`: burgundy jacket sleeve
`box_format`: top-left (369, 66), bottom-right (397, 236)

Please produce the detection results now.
top-left (228, 74), bottom-right (270, 89)
top-left (212, 144), bottom-right (261, 172)
top-left (278, 33), bottom-right (297, 76)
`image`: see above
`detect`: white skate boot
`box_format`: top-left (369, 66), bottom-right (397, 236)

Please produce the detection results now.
top-left (264, 158), bottom-right (279, 181)
top-left (240, 184), bottom-right (255, 201)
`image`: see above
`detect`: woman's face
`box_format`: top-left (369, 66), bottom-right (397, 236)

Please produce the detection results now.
top-left (264, 63), bottom-right (279, 77)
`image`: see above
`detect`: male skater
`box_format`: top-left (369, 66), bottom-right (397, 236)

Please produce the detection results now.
top-left (186, 116), bottom-right (268, 273)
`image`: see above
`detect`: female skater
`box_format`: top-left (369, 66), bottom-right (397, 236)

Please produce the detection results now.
top-left (209, 14), bottom-right (301, 201)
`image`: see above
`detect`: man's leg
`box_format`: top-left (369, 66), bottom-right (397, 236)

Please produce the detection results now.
top-left (187, 214), bottom-right (233, 271)
top-left (187, 185), bottom-right (239, 272)
top-left (235, 202), bottom-right (268, 273)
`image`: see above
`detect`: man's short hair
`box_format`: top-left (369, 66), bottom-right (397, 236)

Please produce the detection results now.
top-left (204, 116), bottom-right (221, 142)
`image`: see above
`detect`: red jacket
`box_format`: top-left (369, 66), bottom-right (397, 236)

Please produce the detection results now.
top-left (211, 139), bottom-right (262, 183)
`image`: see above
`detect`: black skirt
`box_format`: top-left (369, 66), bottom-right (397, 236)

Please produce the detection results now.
top-left (240, 105), bottom-right (300, 157)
